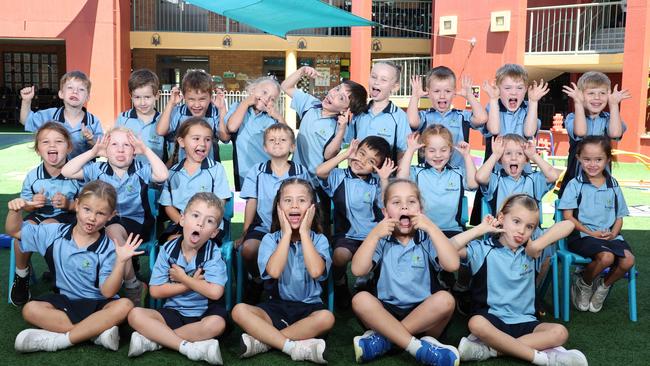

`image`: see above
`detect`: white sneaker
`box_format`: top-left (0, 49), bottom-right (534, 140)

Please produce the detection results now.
top-left (571, 276), bottom-right (592, 312)
top-left (93, 326), bottom-right (120, 351)
top-left (240, 333), bottom-right (270, 358)
top-left (128, 331), bottom-right (161, 357)
top-left (589, 277), bottom-right (611, 313)
top-left (15, 329), bottom-right (62, 353)
top-left (544, 347), bottom-right (588, 366)
top-left (290, 338), bottom-right (327, 364)
top-left (458, 335), bottom-right (494, 361)
top-left (186, 339), bottom-right (223, 365)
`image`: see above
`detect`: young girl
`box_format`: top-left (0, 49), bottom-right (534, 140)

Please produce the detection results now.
top-left (62, 127), bottom-right (169, 305)
top-left (451, 194), bottom-right (587, 366)
top-left (224, 76), bottom-right (286, 190)
top-left (558, 135), bottom-right (634, 313)
top-left (158, 118), bottom-right (231, 242)
top-left (351, 179), bottom-right (460, 366)
top-left (231, 178), bottom-right (333, 364)
top-left (5, 180), bottom-right (142, 353)
top-left (11, 122), bottom-right (81, 306)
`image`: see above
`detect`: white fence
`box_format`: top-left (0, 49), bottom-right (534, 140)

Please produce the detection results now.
top-left (156, 91), bottom-right (289, 117)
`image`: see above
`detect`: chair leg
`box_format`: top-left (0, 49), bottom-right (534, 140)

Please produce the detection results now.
top-left (628, 265), bottom-right (637, 322)
top-left (562, 256), bottom-right (571, 322)
top-left (552, 254), bottom-right (560, 319)
top-left (327, 270), bottom-right (334, 313)
top-left (8, 239), bottom-right (15, 304)
top-left (236, 249), bottom-right (244, 305)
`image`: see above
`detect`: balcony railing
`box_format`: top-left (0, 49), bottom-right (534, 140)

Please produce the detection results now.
top-left (156, 91), bottom-right (288, 118)
top-left (132, 0), bottom-right (432, 38)
top-left (526, 1), bottom-right (625, 54)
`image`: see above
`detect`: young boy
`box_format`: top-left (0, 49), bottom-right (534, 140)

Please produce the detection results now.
top-left (407, 66), bottom-right (488, 167)
top-left (20, 71), bottom-right (103, 158)
top-left (315, 136), bottom-right (392, 309)
top-left (156, 69), bottom-right (229, 163)
top-left (558, 71), bottom-right (629, 197)
top-left (128, 192), bottom-right (228, 365)
top-left (115, 68), bottom-right (165, 163)
top-left (238, 124), bottom-right (311, 304)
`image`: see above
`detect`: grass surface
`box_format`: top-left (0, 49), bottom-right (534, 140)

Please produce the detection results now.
top-left (0, 141), bottom-right (648, 365)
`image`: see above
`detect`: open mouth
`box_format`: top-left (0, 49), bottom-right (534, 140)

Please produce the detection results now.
top-left (508, 98), bottom-right (518, 109)
top-left (189, 230), bottom-right (201, 243)
top-left (508, 164), bottom-right (519, 175)
top-left (46, 150), bottom-right (59, 164)
top-left (399, 215), bottom-right (411, 228)
top-left (370, 87), bottom-right (381, 98)
top-left (194, 148), bottom-right (206, 158)
top-left (513, 235), bottom-right (524, 244)
top-left (437, 101), bottom-right (449, 109)
top-left (287, 212), bottom-right (302, 225)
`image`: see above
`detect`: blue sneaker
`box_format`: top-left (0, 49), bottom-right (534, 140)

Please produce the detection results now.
top-left (353, 330), bottom-right (392, 363)
top-left (416, 337), bottom-right (460, 366)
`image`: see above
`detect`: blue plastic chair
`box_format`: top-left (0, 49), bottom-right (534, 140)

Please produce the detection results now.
top-left (553, 200), bottom-right (637, 322)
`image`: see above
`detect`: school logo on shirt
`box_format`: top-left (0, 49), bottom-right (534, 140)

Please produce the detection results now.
top-left (200, 185), bottom-right (207, 191)
top-left (126, 185), bottom-right (135, 193)
top-left (81, 259), bottom-right (91, 269)
top-left (363, 191), bottom-right (371, 204)
top-left (520, 263), bottom-right (533, 276)
top-left (446, 181), bottom-right (459, 191)
top-left (377, 127), bottom-right (391, 138)
top-left (411, 254), bottom-right (425, 268)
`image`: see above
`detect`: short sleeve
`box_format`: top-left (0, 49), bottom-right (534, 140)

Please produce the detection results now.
top-left (19, 221), bottom-right (53, 255)
top-left (462, 110), bottom-right (480, 129)
top-left (24, 110), bottom-right (49, 132)
top-left (343, 116), bottom-right (357, 144)
top-left (532, 171), bottom-right (554, 200)
top-left (82, 162), bottom-right (102, 182)
top-left (394, 112), bottom-right (410, 152)
top-left (136, 162), bottom-right (153, 184)
top-left (480, 171), bottom-right (499, 202)
top-left (313, 233), bottom-right (332, 281)
top-left (290, 89), bottom-right (319, 116)
top-left (564, 113), bottom-right (577, 141)
top-left (557, 180), bottom-right (579, 210)
top-left (614, 186), bottom-right (629, 218)
top-left (210, 163), bottom-right (231, 200)
top-left (89, 117), bottom-right (104, 140)
top-left (424, 239), bottom-right (442, 272)
top-left (202, 244), bottom-right (228, 286)
top-left (224, 102), bottom-right (240, 132)
top-left (371, 238), bottom-right (385, 266)
top-left (480, 104), bottom-right (493, 137)
top-left (416, 110), bottom-right (428, 131)
top-left (159, 179), bottom-right (172, 206)
top-left (466, 240), bottom-right (489, 275)
top-left (20, 174), bottom-right (34, 201)
top-left (320, 168), bottom-right (345, 197)
top-left (168, 105), bottom-right (183, 136)
top-left (257, 233), bottom-right (277, 280)
top-left (98, 242), bottom-right (116, 287)
top-left (149, 247), bottom-right (172, 286)
top-left (239, 165), bottom-right (261, 199)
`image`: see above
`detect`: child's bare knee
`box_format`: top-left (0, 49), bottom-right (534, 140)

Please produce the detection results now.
top-left (550, 324), bottom-right (569, 343)
top-left (241, 243), bottom-right (258, 261)
top-left (22, 301), bottom-right (39, 320)
top-left (202, 316), bottom-right (226, 334)
top-left (112, 298), bottom-right (134, 316)
top-left (351, 291), bottom-right (373, 311)
top-left (467, 315), bottom-right (489, 337)
top-left (596, 252), bottom-right (615, 267)
top-left (231, 303), bottom-right (249, 322)
top-left (314, 310), bottom-right (335, 331)
top-left (127, 306), bottom-right (146, 324)
top-left (437, 291), bottom-right (455, 313)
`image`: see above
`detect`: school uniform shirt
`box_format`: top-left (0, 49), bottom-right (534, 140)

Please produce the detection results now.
top-left (467, 236), bottom-right (536, 324)
top-left (481, 168), bottom-right (553, 214)
top-left (291, 89), bottom-right (338, 183)
top-left (20, 222), bottom-right (116, 300)
top-left (114, 108), bottom-right (164, 163)
top-left (320, 167), bottom-right (382, 240)
top-left (24, 107), bottom-right (103, 159)
top-left (415, 108), bottom-right (476, 167)
top-left (224, 102), bottom-right (280, 189)
top-left (21, 162), bottom-right (81, 218)
top-left (410, 163), bottom-right (474, 233)
top-left (150, 236), bottom-right (227, 317)
top-left (481, 100), bottom-right (540, 139)
top-left (83, 160), bottom-right (152, 224)
top-left (258, 231), bottom-right (331, 304)
top-left (372, 230), bottom-right (442, 309)
top-left (167, 104), bottom-right (222, 161)
top-left (240, 160), bottom-right (311, 234)
top-left (346, 101), bottom-right (410, 156)
top-left (557, 171), bottom-right (629, 241)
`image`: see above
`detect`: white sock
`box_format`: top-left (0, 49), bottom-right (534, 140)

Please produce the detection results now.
top-left (405, 337), bottom-right (422, 358)
top-left (532, 350), bottom-right (549, 365)
top-left (55, 332), bottom-right (73, 350)
top-left (488, 346), bottom-right (498, 357)
top-left (178, 340), bottom-right (191, 356)
top-left (15, 267), bottom-right (29, 278)
top-left (124, 277), bottom-right (139, 288)
top-left (282, 339), bottom-right (296, 355)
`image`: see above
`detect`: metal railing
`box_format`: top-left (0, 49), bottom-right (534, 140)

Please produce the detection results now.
top-left (372, 56), bottom-right (432, 97)
top-left (132, 0), bottom-right (432, 38)
top-left (526, 1), bottom-right (625, 54)
top-left (156, 90), bottom-right (288, 117)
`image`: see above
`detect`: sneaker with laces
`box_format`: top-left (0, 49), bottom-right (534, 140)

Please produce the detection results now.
top-left (417, 336), bottom-right (460, 366)
top-left (588, 277), bottom-right (611, 313)
top-left (458, 335), bottom-right (494, 361)
top-left (353, 273), bottom-right (374, 292)
top-left (15, 329), bottom-right (62, 353)
top-left (128, 331), bottom-right (162, 357)
top-left (290, 338), bottom-right (327, 364)
top-left (571, 276), bottom-right (592, 312)
top-left (10, 271), bottom-right (31, 306)
top-left (544, 346), bottom-right (588, 366)
top-left (93, 326), bottom-right (120, 351)
top-left (124, 280), bottom-right (146, 307)
top-left (239, 333), bottom-right (270, 358)
top-left (353, 330), bottom-right (391, 363)
top-left (186, 339), bottom-right (223, 365)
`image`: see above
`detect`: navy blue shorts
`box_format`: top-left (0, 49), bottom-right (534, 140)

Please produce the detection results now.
top-left (333, 237), bottom-right (363, 255)
top-left (243, 228), bottom-right (267, 242)
top-left (158, 301), bottom-right (228, 330)
top-left (568, 236), bottom-right (632, 259)
top-left (475, 310), bottom-right (540, 339)
top-left (35, 293), bottom-right (116, 324)
top-left (25, 212), bottom-right (76, 224)
top-left (257, 298), bottom-right (326, 330)
top-left (381, 300), bottom-right (421, 321)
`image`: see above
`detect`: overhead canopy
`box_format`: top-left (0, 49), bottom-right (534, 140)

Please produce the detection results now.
top-left (186, 0), bottom-right (376, 38)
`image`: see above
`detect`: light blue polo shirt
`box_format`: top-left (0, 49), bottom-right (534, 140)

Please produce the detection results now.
top-left (564, 112), bottom-right (627, 143)
top-left (291, 89), bottom-right (338, 183)
top-left (258, 231), bottom-right (331, 304)
top-left (410, 163), bottom-right (474, 233)
top-left (20, 222), bottom-right (116, 300)
top-left (114, 108), bottom-right (165, 163)
top-left (481, 168), bottom-right (553, 214)
top-left (224, 101), bottom-right (280, 188)
top-left (481, 100), bottom-right (540, 139)
top-left (240, 160), bottom-right (311, 234)
top-left (21, 163), bottom-right (81, 218)
top-left (467, 235), bottom-right (536, 324)
top-left (24, 107), bottom-right (103, 159)
top-left (346, 101), bottom-right (410, 156)
top-left (83, 161), bottom-right (152, 224)
top-left (557, 172), bottom-right (628, 240)
top-left (150, 236), bottom-right (227, 317)
top-left (416, 108), bottom-right (476, 167)
top-left (320, 167), bottom-right (382, 240)
top-left (373, 230), bottom-right (442, 309)
top-left (167, 104), bottom-right (221, 161)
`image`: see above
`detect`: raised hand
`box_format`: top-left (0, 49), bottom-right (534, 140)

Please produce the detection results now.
top-left (169, 86), bottom-right (183, 106)
top-left (491, 135), bottom-right (505, 158)
top-left (32, 188), bottom-right (47, 209)
top-left (301, 66), bottom-right (321, 79)
top-left (212, 88), bottom-right (226, 111)
top-left (81, 125), bottom-right (94, 143)
top-left (483, 80), bottom-right (500, 100)
top-left (91, 135), bottom-right (109, 157)
top-left (51, 192), bottom-right (69, 209)
top-left (337, 109), bottom-right (351, 130)
top-left (346, 138), bottom-right (360, 158)
top-left (561, 82), bottom-right (584, 106)
top-left (608, 84), bottom-right (631, 105)
top-left (265, 100), bottom-right (282, 120)
top-left (522, 139), bottom-right (538, 159)
top-left (373, 158), bottom-right (397, 180)
top-left (406, 132), bottom-right (424, 152)
top-left (527, 79), bottom-right (550, 102)
top-left (480, 214), bottom-right (505, 234)
top-left (115, 233), bottom-right (144, 264)
top-left (411, 213), bottom-right (435, 232)
top-left (8, 198), bottom-right (39, 211)
top-left (457, 75), bottom-right (474, 99)
top-left (454, 141), bottom-right (471, 157)
top-left (410, 75), bottom-right (428, 98)
top-left (127, 131), bottom-right (147, 155)
top-left (299, 204), bottom-right (316, 236)
top-left (371, 217), bottom-right (398, 239)
top-left (278, 207), bottom-right (292, 236)
top-left (20, 86), bottom-right (35, 102)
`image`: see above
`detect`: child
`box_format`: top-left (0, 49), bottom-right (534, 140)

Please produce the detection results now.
top-left (225, 76), bottom-right (286, 190)
top-left (558, 136), bottom-right (634, 313)
top-left (5, 180), bottom-right (141, 353)
top-left (159, 118), bottom-right (231, 242)
top-left (19, 71), bottom-right (103, 158)
top-left (61, 127), bottom-right (169, 304)
top-left (316, 135), bottom-right (393, 309)
top-left (451, 194), bottom-right (587, 366)
top-left (10, 122), bottom-right (81, 306)
top-left (231, 178), bottom-right (334, 364)
top-left (559, 71), bottom-right (629, 197)
top-left (156, 69), bottom-right (229, 163)
top-left (127, 192), bottom-right (228, 365)
top-left (350, 179), bottom-right (460, 365)
top-left (407, 66), bottom-right (487, 167)
top-left (346, 61), bottom-right (411, 161)
top-left (238, 124), bottom-right (311, 304)
top-left (114, 68), bottom-right (165, 163)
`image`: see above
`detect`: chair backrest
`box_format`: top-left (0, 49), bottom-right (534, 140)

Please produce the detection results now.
top-left (461, 195), bottom-right (469, 226)
top-left (223, 191), bottom-right (235, 242)
top-left (553, 199), bottom-right (569, 251)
